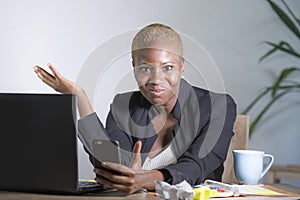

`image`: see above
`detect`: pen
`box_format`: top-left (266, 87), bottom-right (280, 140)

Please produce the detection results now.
top-left (204, 180), bottom-right (239, 196)
top-left (192, 185), bottom-right (202, 189)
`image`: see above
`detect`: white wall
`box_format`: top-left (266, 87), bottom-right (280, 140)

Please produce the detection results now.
top-left (1, 0), bottom-right (299, 183)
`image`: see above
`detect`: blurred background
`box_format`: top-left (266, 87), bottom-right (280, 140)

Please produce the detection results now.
top-left (0, 0), bottom-right (299, 186)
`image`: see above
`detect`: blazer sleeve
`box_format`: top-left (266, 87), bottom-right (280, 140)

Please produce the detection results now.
top-left (162, 94), bottom-right (237, 185)
top-left (77, 113), bottom-right (109, 155)
top-left (78, 111), bottom-right (133, 166)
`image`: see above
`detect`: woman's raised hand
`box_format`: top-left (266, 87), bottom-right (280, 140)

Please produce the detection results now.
top-left (33, 63), bottom-right (79, 94)
top-left (33, 63), bottom-right (93, 118)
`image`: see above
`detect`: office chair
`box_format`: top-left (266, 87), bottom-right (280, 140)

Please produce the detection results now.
top-left (222, 115), bottom-right (249, 183)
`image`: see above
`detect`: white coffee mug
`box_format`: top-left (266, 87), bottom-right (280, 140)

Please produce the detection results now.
top-left (233, 150), bottom-right (274, 185)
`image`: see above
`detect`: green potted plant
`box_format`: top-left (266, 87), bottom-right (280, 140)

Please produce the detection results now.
top-left (243, 0), bottom-right (300, 137)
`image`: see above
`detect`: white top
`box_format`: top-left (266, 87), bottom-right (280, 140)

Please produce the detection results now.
top-left (142, 144), bottom-right (177, 170)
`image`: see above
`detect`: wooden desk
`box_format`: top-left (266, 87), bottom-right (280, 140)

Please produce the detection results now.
top-left (0, 184), bottom-right (299, 200)
top-left (270, 183), bottom-right (300, 195)
top-left (209, 184), bottom-right (300, 200)
top-left (0, 189), bottom-right (160, 200)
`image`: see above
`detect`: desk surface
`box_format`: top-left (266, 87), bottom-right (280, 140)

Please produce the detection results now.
top-left (0, 184), bottom-right (299, 200)
top-left (270, 183), bottom-right (300, 195)
top-left (0, 189), bottom-right (160, 200)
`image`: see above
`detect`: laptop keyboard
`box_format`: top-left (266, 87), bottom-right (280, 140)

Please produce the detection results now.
top-left (78, 180), bottom-right (107, 192)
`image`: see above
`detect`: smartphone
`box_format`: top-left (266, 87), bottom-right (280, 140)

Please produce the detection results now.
top-left (92, 139), bottom-right (121, 168)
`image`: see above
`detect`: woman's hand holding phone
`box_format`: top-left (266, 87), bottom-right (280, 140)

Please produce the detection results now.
top-left (92, 139), bottom-right (121, 168)
top-left (93, 141), bottom-right (149, 194)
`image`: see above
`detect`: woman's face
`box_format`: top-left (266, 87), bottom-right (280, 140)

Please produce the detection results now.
top-left (133, 46), bottom-right (184, 109)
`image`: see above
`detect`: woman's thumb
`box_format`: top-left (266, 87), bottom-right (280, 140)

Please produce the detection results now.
top-left (130, 140), bottom-right (142, 169)
top-left (133, 140), bottom-right (142, 154)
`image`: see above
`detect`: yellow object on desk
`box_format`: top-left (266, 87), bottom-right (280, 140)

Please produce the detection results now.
top-left (84, 179), bottom-right (97, 183)
top-left (193, 186), bottom-right (220, 200)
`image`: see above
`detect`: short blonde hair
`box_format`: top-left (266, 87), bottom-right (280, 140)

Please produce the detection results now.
top-left (131, 23), bottom-right (183, 58)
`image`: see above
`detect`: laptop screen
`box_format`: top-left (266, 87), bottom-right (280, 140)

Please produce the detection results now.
top-left (0, 93), bottom-right (80, 193)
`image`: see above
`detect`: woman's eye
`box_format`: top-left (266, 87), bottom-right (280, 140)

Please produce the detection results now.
top-left (163, 65), bottom-right (173, 71)
top-left (137, 66), bottom-right (151, 73)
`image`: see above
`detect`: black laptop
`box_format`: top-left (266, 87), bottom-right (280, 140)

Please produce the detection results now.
top-left (0, 93), bottom-right (104, 194)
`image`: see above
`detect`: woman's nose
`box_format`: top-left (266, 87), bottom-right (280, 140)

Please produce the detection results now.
top-left (149, 68), bottom-right (163, 84)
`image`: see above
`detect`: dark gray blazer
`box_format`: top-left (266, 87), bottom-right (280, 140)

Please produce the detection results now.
top-left (78, 79), bottom-right (237, 185)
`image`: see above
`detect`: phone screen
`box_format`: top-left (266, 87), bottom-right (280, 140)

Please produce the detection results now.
top-left (92, 139), bottom-right (121, 168)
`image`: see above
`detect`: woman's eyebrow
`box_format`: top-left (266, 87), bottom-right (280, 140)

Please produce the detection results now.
top-left (139, 62), bottom-right (151, 65)
top-left (161, 62), bottom-right (176, 65)
top-left (136, 62), bottom-right (176, 66)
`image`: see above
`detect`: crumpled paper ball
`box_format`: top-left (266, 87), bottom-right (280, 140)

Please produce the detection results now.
top-left (155, 180), bottom-right (194, 200)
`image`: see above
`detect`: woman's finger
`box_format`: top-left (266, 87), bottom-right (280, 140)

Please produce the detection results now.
top-left (130, 141), bottom-right (142, 169)
top-left (35, 70), bottom-right (57, 89)
top-left (94, 168), bottom-right (133, 185)
top-left (95, 177), bottom-right (135, 194)
top-left (34, 66), bottom-right (56, 81)
top-left (47, 63), bottom-right (62, 79)
top-left (133, 140), bottom-right (142, 154)
top-left (101, 162), bottom-right (134, 176)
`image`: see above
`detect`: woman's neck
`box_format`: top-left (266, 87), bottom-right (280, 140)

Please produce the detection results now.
top-left (155, 94), bottom-right (178, 115)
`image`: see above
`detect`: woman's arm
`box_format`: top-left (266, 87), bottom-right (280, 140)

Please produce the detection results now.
top-left (79, 110), bottom-right (165, 194)
top-left (34, 64), bottom-right (163, 194)
top-left (33, 63), bottom-right (93, 119)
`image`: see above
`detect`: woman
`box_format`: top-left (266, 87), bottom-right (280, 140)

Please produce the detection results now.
top-left (34, 23), bottom-right (236, 194)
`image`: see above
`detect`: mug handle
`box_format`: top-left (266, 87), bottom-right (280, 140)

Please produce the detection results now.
top-left (260, 154), bottom-right (274, 178)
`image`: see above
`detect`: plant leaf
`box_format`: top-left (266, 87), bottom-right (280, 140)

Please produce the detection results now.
top-left (267, 0), bottom-right (300, 39)
top-left (264, 41), bottom-right (300, 59)
top-left (271, 67), bottom-right (298, 97)
top-left (259, 41), bottom-right (300, 62)
top-left (249, 90), bottom-right (290, 136)
top-left (283, 79), bottom-right (300, 86)
top-left (242, 88), bottom-right (271, 114)
top-left (281, 0), bottom-right (300, 27)
top-left (247, 67), bottom-right (300, 136)
top-left (259, 42), bottom-right (280, 62)
top-left (249, 1), bottom-right (300, 137)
